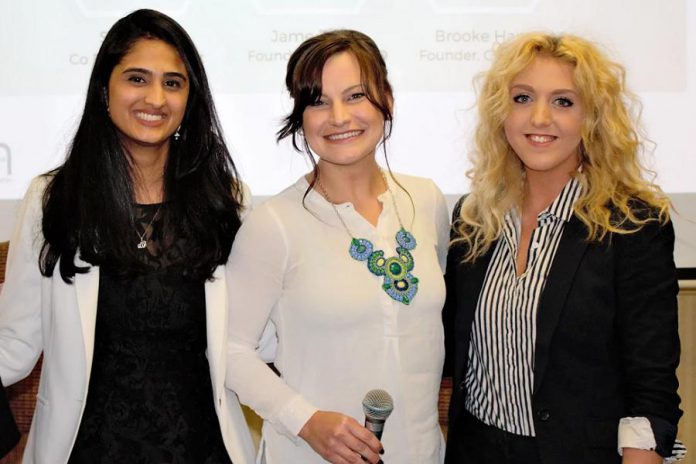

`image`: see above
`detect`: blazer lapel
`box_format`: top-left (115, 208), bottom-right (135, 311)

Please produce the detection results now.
top-left (447, 242), bottom-right (495, 426)
top-left (453, 243), bottom-right (495, 378)
top-left (205, 265), bottom-right (226, 390)
top-left (73, 259), bottom-right (99, 382)
top-left (533, 216), bottom-right (588, 393)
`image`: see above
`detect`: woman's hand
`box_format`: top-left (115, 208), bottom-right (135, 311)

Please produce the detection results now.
top-left (622, 448), bottom-right (663, 464)
top-left (298, 411), bottom-right (383, 464)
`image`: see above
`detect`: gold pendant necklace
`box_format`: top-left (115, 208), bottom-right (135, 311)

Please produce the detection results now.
top-left (135, 204), bottom-right (162, 249)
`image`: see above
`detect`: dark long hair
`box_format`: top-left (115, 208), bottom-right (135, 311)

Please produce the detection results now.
top-left (40, 9), bottom-right (244, 282)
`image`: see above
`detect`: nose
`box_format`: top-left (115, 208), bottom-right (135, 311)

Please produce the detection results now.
top-left (144, 84), bottom-right (166, 108)
top-left (329, 101), bottom-right (349, 126)
top-left (531, 102), bottom-right (551, 127)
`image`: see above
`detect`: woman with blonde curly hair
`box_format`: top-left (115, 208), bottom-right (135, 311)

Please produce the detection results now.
top-left (444, 32), bottom-right (682, 464)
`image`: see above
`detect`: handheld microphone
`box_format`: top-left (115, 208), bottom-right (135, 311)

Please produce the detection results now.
top-left (362, 389), bottom-right (394, 440)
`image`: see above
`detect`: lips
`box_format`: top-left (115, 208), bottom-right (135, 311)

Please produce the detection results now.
top-left (326, 130), bottom-right (363, 141)
top-left (135, 111), bottom-right (166, 122)
top-left (526, 134), bottom-right (557, 143)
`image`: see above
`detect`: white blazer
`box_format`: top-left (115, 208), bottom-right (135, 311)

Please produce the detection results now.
top-left (0, 177), bottom-right (256, 464)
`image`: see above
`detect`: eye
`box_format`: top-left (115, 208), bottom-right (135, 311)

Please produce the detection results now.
top-left (348, 92), bottom-right (366, 101)
top-left (127, 75), bottom-right (146, 84)
top-left (512, 94), bottom-right (531, 104)
top-left (553, 97), bottom-right (574, 107)
top-left (308, 99), bottom-right (327, 107)
top-left (164, 79), bottom-right (183, 89)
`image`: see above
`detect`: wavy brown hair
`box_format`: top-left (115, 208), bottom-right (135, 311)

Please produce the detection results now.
top-left (276, 29), bottom-right (404, 202)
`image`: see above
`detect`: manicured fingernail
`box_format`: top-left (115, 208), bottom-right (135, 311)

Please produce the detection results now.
top-left (380, 448), bottom-right (384, 454)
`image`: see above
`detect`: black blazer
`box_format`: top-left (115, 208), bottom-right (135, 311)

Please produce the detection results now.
top-left (0, 379), bottom-right (20, 458)
top-left (443, 207), bottom-right (682, 464)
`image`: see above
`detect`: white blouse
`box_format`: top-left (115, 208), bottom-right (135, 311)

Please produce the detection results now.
top-left (225, 173), bottom-right (449, 463)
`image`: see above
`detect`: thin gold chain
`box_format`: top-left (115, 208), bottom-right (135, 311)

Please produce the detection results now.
top-left (315, 170), bottom-right (406, 237)
top-left (136, 204), bottom-right (162, 244)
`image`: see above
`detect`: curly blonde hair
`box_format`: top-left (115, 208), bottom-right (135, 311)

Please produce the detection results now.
top-left (455, 32), bottom-right (670, 261)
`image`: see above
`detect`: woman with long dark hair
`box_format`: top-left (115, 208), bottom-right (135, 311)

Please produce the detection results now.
top-left (0, 9), bottom-right (255, 463)
top-left (225, 30), bottom-right (450, 463)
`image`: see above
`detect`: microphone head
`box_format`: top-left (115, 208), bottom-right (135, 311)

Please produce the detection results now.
top-left (362, 389), bottom-right (394, 420)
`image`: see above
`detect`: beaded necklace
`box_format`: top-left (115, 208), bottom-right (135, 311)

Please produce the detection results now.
top-left (317, 173), bottom-right (419, 305)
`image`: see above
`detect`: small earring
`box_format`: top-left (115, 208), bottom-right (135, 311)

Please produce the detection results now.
top-left (174, 126), bottom-right (181, 141)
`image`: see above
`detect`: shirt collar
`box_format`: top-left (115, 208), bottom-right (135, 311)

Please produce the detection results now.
top-left (540, 175), bottom-right (583, 224)
top-left (504, 175), bottom-right (584, 229)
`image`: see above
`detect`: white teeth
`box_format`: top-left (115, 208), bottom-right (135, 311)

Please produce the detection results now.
top-left (529, 134), bottom-right (555, 143)
top-left (136, 112), bottom-right (164, 121)
top-left (327, 130), bottom-right (361, 141)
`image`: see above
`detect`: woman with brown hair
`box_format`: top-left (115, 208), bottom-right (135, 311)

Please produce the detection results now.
top-left (226, 30), bottom-right (449, 463)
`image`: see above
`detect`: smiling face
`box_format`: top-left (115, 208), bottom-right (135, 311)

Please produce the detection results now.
top-left (504, 55), bottom-right (585, 183)
top-left (107, 38), bottom-right (189, 156)
top-left (301, 51), bottom-right (386, 169)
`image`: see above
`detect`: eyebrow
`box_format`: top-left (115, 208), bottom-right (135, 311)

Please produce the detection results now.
top-left (342, 84), bottom-right (363, 94)
top-left (320, 84), bottom-right (364, 99)
top-left (122, 67), bottom-right (188, 81)
top-left (510, 83), bottom-right (577, 95)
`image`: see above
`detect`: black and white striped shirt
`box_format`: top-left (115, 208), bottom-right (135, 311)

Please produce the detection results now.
top-left (464, 177), bottom-right (583, 436)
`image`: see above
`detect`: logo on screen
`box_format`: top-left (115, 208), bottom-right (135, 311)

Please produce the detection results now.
top-left (429, 0), bottom-right (538, 13)
top-left (0, 143), bottom-right (11, 179)
top-left (75, 0), bottom-right (191, 17)
top-left (254, 0), bottom-right (365, 14)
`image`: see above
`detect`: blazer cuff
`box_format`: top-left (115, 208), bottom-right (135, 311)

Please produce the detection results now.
top-left (618, 417), bottom-right (656, 455)
top-left (618, 416), bottom-right (680, 458)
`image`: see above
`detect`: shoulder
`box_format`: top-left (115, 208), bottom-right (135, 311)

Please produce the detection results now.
top-left (238, 179), bottom-right (306, 233)
top-left (238, 181), bottom-right (252, 210)
top-left (452, 193), bottom-right (469, 218)
top-left (18, 175), bottom-right (52, 223)
top-left (609, 198), bottom-right (666, 228)
top-left (602, 199), bottom-right (672, 244)
top-left (256, 179), bottom-right (307, 214)
top-left (26, 175), bottom-right (52, 200)
top-left (390, 172), bottom-right (440, 193)
top-left (578, 201), bottom-right (674, 265)
top-left (389, 172), bottom-right (445, 209)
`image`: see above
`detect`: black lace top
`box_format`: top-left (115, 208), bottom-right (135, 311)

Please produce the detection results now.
top-left (69, 204), bottom-right (231, 464)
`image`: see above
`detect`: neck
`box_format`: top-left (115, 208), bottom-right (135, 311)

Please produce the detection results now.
top-left (522, 170), bottom-right (572, 217)
top-left (127, 143), bottom-right (169, 204)
top-left (311, 158), bottom-right (386, 228)
top-left (311, 159), bottom-right (386, 205)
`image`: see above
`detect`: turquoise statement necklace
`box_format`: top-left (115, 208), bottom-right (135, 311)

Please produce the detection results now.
top-left (318, 174), bottom-right (419, 305)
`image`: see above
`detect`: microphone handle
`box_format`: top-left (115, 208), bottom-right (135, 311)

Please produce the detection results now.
top-left (364, 416), bottom-right (386, 439)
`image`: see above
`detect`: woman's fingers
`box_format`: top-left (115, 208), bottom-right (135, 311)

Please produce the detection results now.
top-left (298, 410), bottom-right (383, 463)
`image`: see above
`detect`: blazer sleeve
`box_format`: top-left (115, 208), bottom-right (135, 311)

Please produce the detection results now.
top-left (0, 177), bottom-right (46, 386)
top-left (613, 218), bottom-right (681, 457)
top-left (0, 378), bottom-right (19, 458)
